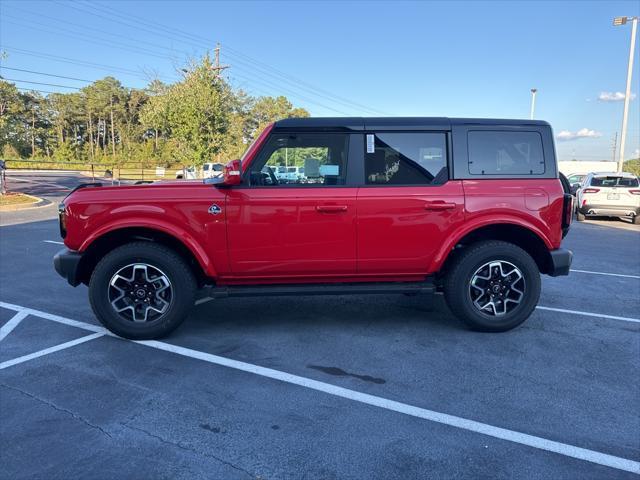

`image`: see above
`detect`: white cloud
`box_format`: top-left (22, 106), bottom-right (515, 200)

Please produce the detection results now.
top-left (556, 128), bottom-right (602, 141)
top-left (598, 91), bottom-right (636, 102)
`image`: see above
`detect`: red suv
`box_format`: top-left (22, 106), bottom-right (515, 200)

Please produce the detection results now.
top-left (54, 118), bottom-right (573, 339)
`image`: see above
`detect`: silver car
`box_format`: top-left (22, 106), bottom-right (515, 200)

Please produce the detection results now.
top-left (575, 172), bottom-right (640, 224)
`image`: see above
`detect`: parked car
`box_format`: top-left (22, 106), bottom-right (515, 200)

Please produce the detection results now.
top-left (566, 173), bottom-right (587, 195)
top-left (575, 172), bottom-right (640, 223)
top-left (282, 166), bottom-right (305, 183)
top-left (270, 165), bottom-right (285, 181)
top-left (175, 167), bottom-right (196, 179)
top-left (203, 162), bottom-right (224, 179)
top-left (54, 117), bottom-right (573, 339)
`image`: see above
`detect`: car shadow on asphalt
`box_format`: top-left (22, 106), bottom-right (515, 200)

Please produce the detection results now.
top-left (187, 293), bottom-right (459, 333)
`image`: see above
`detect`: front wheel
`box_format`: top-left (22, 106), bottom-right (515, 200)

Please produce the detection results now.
top-left (443, 241), bottom-right (541, 332)
top-left (89, 242), bottom-right (196, 339)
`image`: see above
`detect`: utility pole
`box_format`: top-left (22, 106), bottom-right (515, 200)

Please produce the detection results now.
top-left (212, 43), bottom-right (229, 77)
top-left (611, 132), bottom-right (618, 164)
top-left (613, 16), bottom-right (638, 173)
top-left (530, 88), bottom-right (537, 120)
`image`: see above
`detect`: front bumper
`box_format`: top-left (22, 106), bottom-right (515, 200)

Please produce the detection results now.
top-left (549, 248), bottom-right (572, 277)
top-left (53, 248), bottom-right (83, 286)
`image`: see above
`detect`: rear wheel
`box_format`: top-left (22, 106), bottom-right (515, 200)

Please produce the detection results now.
top-left (89, 242), bottom-right (196, 339)
top-left (633, 215), bottom-right (640, 225)
top-left (576, 211), bottom-right (586, 221)
top-left (443, 241), bottom-right (540, 332)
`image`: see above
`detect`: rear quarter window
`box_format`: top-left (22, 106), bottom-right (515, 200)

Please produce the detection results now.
top-left (468, 131), bottom-right (545, 175)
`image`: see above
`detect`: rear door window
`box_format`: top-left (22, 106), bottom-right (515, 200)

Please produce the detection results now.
top-left (591, 176), bottom-right (639, 187)
top-left (468, 131), bottom-right (545, 175)
top-left (364, 132), bottom-right (447, 185)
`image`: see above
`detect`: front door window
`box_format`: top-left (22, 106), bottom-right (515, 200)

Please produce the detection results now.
top-left (248, 133), bottom-right (349, 186)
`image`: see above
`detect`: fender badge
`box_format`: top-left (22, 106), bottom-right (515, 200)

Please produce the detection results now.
top-left (208, 204), bottom-right (222, 215)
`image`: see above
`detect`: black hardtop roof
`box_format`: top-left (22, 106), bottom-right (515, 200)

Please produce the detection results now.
top-left (273, 117), bottom-right (550, 130)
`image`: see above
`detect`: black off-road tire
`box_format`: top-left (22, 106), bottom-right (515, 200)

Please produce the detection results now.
top-left (443, 241), bottom-right (541, 332)
top-left (89, 242), bottom-right (196, 340)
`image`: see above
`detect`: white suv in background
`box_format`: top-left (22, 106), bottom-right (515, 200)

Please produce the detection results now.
top-left (576, 172), bottom-right (640, 224)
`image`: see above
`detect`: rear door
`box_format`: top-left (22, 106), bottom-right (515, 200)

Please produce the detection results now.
top-left (225, 131), bottom-right (360, 278)
top-left (356, 131), bottom-right (465, 275)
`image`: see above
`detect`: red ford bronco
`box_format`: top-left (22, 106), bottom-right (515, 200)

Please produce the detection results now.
top-left (54, 118), bottom-right (573, 339)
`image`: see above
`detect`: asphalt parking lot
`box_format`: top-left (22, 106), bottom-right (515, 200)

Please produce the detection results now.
top-left (1, 172), bottom-right (639, 479)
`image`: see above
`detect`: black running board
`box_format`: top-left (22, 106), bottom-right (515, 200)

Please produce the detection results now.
top-left (204, 280), bottom-right (435, 299)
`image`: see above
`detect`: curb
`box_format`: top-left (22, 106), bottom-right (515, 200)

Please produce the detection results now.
top-left (0, 197), bottom-right (54, 212)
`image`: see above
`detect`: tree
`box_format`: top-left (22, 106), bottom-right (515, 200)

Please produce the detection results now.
top-left (163, 55), bottom-right (230, 166)
top-left (0, 61), bottom-right (310, 167)
top-left (0, 81), bottom-right (24, 153)
top-left (248, 95), bottom-right (309, 138)
top-left (139, 80), bottom-right (170, 153)
top-left (82, 77), bottom-right (127, 160)
top-left (623, 158), bottom-right (640, 176)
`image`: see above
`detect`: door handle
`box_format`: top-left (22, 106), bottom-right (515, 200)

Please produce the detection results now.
top-left (316, 205), bottom-right (348, 213)
top-left (424, 202), bottom-right (456, 211)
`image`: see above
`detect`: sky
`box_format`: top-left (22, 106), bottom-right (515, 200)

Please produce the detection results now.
top-left (1, 0), bottom-right (639, 162)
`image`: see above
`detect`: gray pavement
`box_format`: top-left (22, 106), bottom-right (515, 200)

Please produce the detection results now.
top-left (0, 172), bottom-right (639, 479)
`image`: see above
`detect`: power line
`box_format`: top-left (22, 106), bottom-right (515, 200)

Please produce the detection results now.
top-left (227, 72), bottom-right (351, 115)
top-left (2, 4), bottom-right (193, 59)
top-left (0, 67), bottom-right (143, 91)
top-left (1, 46), bottom-right (178, 83)
top-left (1, 78), bottom-right (81, 90)
top-left (2, 17), bottom-right (181, 62)
top-left (14, 0), bottom-right (373, 114)
top-left (7, 11), bottom-right (352, 114)
top-left (83, 0), bottom-right (387, 114)
top-left (65, 0), bottom-right (387, 115)
top-left (7, 1), bottom-right (385, 114)
top-left (16, 87), bottom-right (58, 95)
top-left (0, 66), bottom-right (93, 83)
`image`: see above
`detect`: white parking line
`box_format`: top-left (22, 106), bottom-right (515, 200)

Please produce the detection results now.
top-left (570, 269), bottom-right (640, 280)
top-left (0, 300), bottom-right (638, 474)
top-left (0, 332), bottom-right (104, 370)
top-left (43, 240), bottom-right (65, 245)
top-left (536, 306), bottom-right (640, 324)
top-left (0, 301), bottom-right (107, 334)
top-left (137, 339), bottom-right (640, 475)
top-left (0, 311), bottom-right (29, 342)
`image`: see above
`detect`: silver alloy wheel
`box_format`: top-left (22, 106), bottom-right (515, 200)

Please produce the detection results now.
top-left (108, 263), bottom-right (172, 323)
top-left (469, 260), bottom-right (525, 316)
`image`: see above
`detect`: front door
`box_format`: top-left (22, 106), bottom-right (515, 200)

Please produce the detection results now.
top-left (357, 131), bottom-right (465, 275)
top-left (225, 131), bottom-right (358, 280)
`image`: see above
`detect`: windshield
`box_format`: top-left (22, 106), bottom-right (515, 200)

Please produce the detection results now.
top-left (591, 176), bottom-right (639, 187)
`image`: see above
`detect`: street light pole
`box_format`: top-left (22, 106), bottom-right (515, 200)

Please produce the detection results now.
top-left (530, 88), bottom-right (537, 120)
top-left (614, 16), bottom-right (638, 173)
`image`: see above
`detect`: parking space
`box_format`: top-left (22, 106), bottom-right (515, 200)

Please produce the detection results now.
top-left (1, 199), bottom-right (639, 478)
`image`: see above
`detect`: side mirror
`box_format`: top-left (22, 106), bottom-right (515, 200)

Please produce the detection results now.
top-left (223, 159), bottom-right (242, 186)
top-left (570, 183), bottom-right (580, 194)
